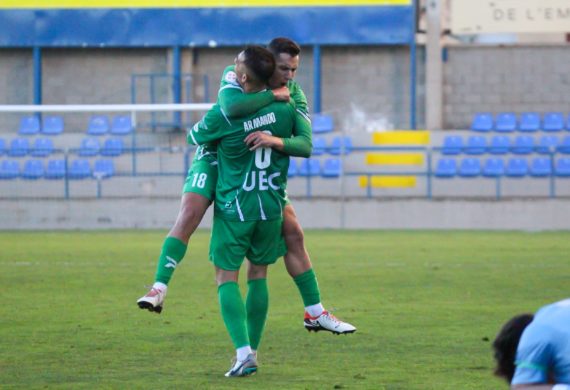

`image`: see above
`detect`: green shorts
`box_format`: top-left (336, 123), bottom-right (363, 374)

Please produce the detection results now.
top-left (182, 159), bottom-right (217, 201)
top-left (209, 216), bottom-right (287, 271)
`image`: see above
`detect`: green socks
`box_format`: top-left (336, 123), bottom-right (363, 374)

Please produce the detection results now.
top-left (293, 268), bottom-right (321, 307)
top-left (246, 278), bottom-right (269, 350)
top-left (154, 236), bottom-right (187, 285)
top-left (218, 281), bottom-right (249, 349)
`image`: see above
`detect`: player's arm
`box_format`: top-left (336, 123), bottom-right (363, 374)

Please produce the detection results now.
top-left (244, 108), bottom-right (312, 158)
top-left (218, 65), bottom-right (289, 117)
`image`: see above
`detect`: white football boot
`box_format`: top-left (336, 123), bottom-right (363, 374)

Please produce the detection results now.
top-left (304, 311), bottom-right (356, 335)
top-left (137, 286), bottom-right (167, 314)
top-left (224, 353), bottom-right (258, 377)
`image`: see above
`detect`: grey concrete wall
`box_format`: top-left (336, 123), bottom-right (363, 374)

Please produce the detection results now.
top-left (444, 45), bottom-right (570, 129)
top-left (1, 198), bottom-right (569, 231)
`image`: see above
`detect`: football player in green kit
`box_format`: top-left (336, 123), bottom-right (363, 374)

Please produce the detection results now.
top-left (137, 38), bottom-right (356, 336)
top-left (187, 45), bottom-right (306, 377)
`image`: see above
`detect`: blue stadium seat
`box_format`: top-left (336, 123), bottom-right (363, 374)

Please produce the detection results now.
top-left (441, 135), bottom-right (463, 155)
top-left (8, 138), bottom-right (30, 157)
top-left (495, 113), bottom-right (517, 132)
top-left (529, 157), bottom-right (552, 177)
top-left (511, 135), bottom-right (534, 155)
top-left (464, 135), bottom-right (487, 155)
top-left (21, 159), bottom-right (44, 180)
top-left (505, 158), bottom-right (528, 177)
top-left (93, 159), bottom-right (115, 179)
top-left (31, 137), bottom-right (54, 157)
top-left (110, 115), bottom-right (133, 135)
top-left (537, 135), bottom-right (559, 155)
top-left (329, 136), bottom-right (353, 155)
top-left (434, 158), bottom-right (456, 178)
top-left (322, 158), bottom-right (342, 178)
top-left (287, 159), bottom-right (298, 177)
top-left (312, 114), bottom-right (334, 134)
top-left (0, 160), bottom-right (19, 179)
top-left (18, 116), bottom-right (40, 135)
top-left (45, 159), bottom-right (66, 180)
top-left (557, 136), bottom-right (570, 154)
top-left (555, 158), bottom-right (570, 177)
top-left (518, 112), bottom-right (540, 132)
top-left (458, 158), bottom-right (481, 177)
top-left (542, 112), bottom-right (564, 132)
top-left (100, 138), bottom-right (124, 157)
top-left (41, 115), bottom-right (64, 135)
top-left (69, 159), bottom-right (91, 179)
top-left (298, 158), bottom-right (321, 176)
top-left (482, 158), bottom-right (505, 177)
top-left (0, 138), bottom-right (5, 155)
top-left (78, 137), bottom-right (100, 156)
top-left (488, 135), bottom-right (510, 155)
top-left (87, 115), bottom-right (110, 136)
top-left (470, 113), bottom-right (493, 132)
top-left (312, 137), bottom-right (326, 156)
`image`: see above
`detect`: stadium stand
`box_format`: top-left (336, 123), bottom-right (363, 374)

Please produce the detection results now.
top-left (464, 135), bottom-right (487, 155)
top-left (87, 115), bottom-right (110, 136)
top-left (45, 159), bottom-right (66, 180)
top-left (110, 115), bottom-right (133, 135)
top-left (287, 159), bottom-right (298, 177)
top-left (68, 159), bottom-right (91, 179)
top-left (558, 136), bottom-right (570, 154)
top-left (511, 135), bottom-right (534, 155)
top-left (18, 116), bottom-right (40, 135)
top-left (311, 114), bottom-right (334, 134)
top-left (482, 158), bottom-right (505, 177)
top-left (21, 159), bottom-right (44, 180)
top-left (78, 137), bottom-right (101, 157)
top-left (329, 136), bottom-right (353, 155)
top-left (31, 138), bottom-right (54, 157)
top-left (556, 158), bottom-right (570, 177)
top-left (435, 158), bottom-right (456, 178)
top-left (441, 135), bottom-right (463, 155)
top-left (93, 159), bottom-right (115, 179)
top-left (470, 112), bottom-right (493, 132)
top-left (458, 158), bottom-right (481, 177)
top-left (100, 138), bottom-right (124, 157)
top-left (298, 158), bottom-right (321, 176)
top-left (518, 112), bottom-right (540, 132)
top-left (0, 138), bottom-right (5, 155)
top-left (505, 158), bottom-right (528, 177)
top-left (322, 158), bottom-right (342, 177)
top-left (41, 115), bottom-right (64, 135)
top-left (495, 112), bottom-right (517, 132)
top-left (542, 112), bottom-right (565, 132)
top-left (0, 159), bottom-right (19, 179)
top-left (488, 135), bottom-right (510, 154)
top-left (312, 137), bottom-right (326, 155)
top-left (8, 138), bottom-right (30, 157)
top-left (537, 135), bottom-right (559, 154)
top-left (529, 157), bottom-right (552, 177)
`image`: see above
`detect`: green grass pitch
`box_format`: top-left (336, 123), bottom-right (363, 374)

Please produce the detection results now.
top-left (1, 229), bottom-right (568, 389)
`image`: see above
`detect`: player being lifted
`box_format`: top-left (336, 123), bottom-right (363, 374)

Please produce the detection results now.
top-left (137, 37), bottom-right (356, 335)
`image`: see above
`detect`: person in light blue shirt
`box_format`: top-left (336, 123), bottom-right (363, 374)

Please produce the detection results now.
top-left (493, 298), bottom-right (570, 389)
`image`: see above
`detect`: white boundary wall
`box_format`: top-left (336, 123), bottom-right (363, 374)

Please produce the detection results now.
top-left (1, 198), bottom-right (569, 231)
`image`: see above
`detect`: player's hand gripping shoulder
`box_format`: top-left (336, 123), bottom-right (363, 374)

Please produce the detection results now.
top-left (272, 86), bottom-right (290, 102)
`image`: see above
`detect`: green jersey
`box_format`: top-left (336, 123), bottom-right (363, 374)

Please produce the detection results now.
top-left (187, 102), bottom-right (311, 222)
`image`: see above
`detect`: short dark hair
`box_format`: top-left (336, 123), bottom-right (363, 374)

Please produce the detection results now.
top-left (268, 37), bottom-right (301, 57)
top-left (492, 313), bottom-right (534, 383)
top-left (242, 45), bottom-right (276, 85)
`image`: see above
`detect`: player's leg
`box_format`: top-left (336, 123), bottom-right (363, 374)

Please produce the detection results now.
top-left (137, 160), bottom-right (215, 313)
top-left (282, 204), bottom-right (356, 334)
top-left (211, 217), bottom-right (257, 377)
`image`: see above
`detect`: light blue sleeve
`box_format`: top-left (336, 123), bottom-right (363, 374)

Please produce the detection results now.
top-left (511, 324), bottom-right (553, 385)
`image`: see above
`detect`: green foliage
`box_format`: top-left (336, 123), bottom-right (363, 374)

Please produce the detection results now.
top-left (1, 230), bottom-right (568, 389)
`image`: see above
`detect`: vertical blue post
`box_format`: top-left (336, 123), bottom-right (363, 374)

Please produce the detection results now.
top-left (410, 2), bottom-right (417, 130)
top-left (313, 45), bottom-right (321, 114)
top-left (172, 46), bottom-right (182, 128)
top-left (130, 74), bottom-right (137, 104)
top-left (33, 47), bottom-right (42, 109)
top-left (426, 149), bottom-right (432, 199)
top-left (64, 152), bottom-right (69, 200)
top-left (203, 75), bottom-right (210, 102)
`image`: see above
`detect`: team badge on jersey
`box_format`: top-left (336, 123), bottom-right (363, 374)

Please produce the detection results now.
top-left (224, 71), bottom-right (238, 86)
